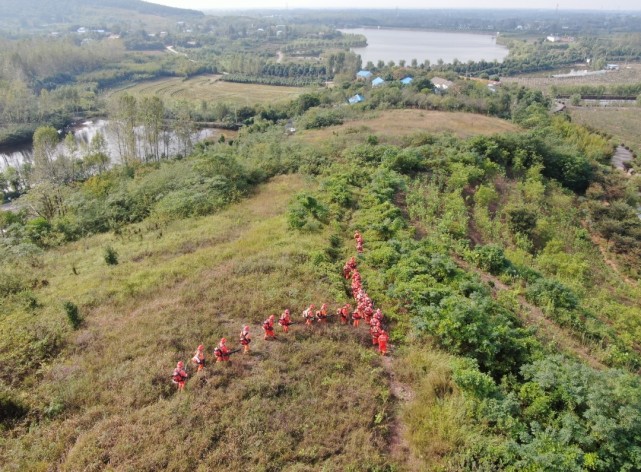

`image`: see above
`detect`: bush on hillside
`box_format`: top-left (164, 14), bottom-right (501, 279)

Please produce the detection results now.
top-left (287, 193), bottom-right (329, 231)
top-left (471, 244), bottom-right (508, 275)
top-left (63, 301), bottom-right (82, 329)
top-left (0, 389), bottom-right (28, 424)
top-left (104, 246), bottom-right (119, 266)
top-left (525, 277), bottom-right (578, 313)
top-left (301, 108), bottom-right (344, 129)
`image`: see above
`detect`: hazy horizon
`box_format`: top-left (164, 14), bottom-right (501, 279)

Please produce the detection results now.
top-left (147, 0), bottom-right (641, 11)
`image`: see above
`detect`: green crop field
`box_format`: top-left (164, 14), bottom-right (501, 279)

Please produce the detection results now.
top-left (114, 74), bottom-right (308, 106)
top-left (570, 106), bottom-right (641, 155)
top-left (502, 63), bottom-right (641, 93)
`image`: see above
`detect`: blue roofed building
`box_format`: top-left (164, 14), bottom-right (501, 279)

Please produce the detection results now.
top-left (372, 77), bottom-right (385, 87)
top-left (400, 77), bottom-right (413, 85)
top-left (356, 70), bottom-right (373, 80)
top-left (348, 94), bottom-right (365, 105)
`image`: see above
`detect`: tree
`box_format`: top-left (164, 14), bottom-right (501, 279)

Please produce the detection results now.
top-left (84, 132), bottom-right (110, 175)
top-left (108, 93), bottom-right (138, 165)
top-left (173, 101), bottom-right (195, 157)
top-left (139, 96), bottom-right (165, 161)
top-left (31, 126), bottom-right (60, 185)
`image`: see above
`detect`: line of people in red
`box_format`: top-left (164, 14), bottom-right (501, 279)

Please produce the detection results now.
top-left (343, 237), bottom-right (389, 356)
top-left (172, 230), bottom-right (389, 391)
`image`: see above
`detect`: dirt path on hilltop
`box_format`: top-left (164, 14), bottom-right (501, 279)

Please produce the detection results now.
top-left (381, 354), bottom-right (423, 471)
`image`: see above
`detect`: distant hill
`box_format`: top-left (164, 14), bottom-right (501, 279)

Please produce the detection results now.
top-left (0, 0), bottom-right (203, 31)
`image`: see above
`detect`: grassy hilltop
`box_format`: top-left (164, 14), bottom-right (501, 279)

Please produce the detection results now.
top-left (2, 105), bottom-right (641, 470)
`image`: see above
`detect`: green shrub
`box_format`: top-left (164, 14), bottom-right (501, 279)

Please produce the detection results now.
top-left (0, 389), bottom-right (28, 423)
top-left (0, 270), bottom-right (27, 298)
top-left (506, 206), bottom-right (538, 238)
top-left (302, 108), bottom-right (344, 129)
top-left (63, 301), bottom-right (82, 329)
top-left (525, 278), bottom-right (578, 312)
top-left (452, 358), bottom-right (497, 397)
top-left (104, 246), bottom-right (119, 265)
top-left (471, 244), bottom-right (508, 275)
top-left (287, 193), bottom-right (329, 230)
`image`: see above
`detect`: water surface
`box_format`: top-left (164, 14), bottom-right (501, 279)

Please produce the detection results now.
top-left (340, 28), bottom-right (508, 65)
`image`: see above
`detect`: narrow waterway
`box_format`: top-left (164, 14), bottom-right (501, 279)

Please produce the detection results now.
top-left (0, 119), bottom-right (218, 171)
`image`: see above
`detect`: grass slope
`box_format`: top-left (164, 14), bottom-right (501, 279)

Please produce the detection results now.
top-left (299, 109), bottom-right (520, 146)
top-left (1, 175), bottom-right (397, 471)
top-left (115, 75), bottom-right (307, 108)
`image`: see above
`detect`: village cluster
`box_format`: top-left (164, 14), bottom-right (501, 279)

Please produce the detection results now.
top-left (172, 231), bottom-right (390, 390)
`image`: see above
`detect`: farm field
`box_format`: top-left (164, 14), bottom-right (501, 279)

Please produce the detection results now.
top-left (502, 63), bottom-right (641, 93)
top-left (570, 106), bottom-right (641, 155)
top-left (113, 74), bottom-right (309, 106)
top-left (298, 109), bottom-right (520, 145)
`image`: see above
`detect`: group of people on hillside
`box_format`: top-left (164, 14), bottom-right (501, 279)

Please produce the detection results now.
top-left (172, 231), bottom-right (389, 391)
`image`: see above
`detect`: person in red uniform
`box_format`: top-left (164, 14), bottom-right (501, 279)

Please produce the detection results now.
top-left (378, 330), bottom-right (389, 355)
top-left (172, 361), bottom-right (188, 391)
top-left (370, 319), bottom-right (382, 346)
top-left (302, 304), bottom-right (316, 326)
top-left (279, 309), bottom-right (292, 333)
top-left (317, 303), bottom-right (328, 324)
top-left (363, 305), bottom-right (374, 324)
top-left (352, 308), bottom-right (362, 327)
top-left (214, 338), bottom-right (231, 362)
top-left (338, 303), bottom-right (351, 325)
top-left (240, 325), bottom-right (251, 353)
top-left (343, 257), bottom-right (357, 279)
top-left (354, 230), bottom-right (364, 253)
top-left (191, 344), bottom-right (206, 371)
top-left (263, 315), bottom-right (276, 340)
top-left (373, 308), bottom-right (384, 323)
top-left (351, 270), bottom-right (361, 286)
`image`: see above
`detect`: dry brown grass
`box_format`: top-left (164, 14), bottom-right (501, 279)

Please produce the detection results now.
top-left (298, 109), bottom-right (520, 146)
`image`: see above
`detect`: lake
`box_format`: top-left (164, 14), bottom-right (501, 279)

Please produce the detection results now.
top-left (340, 28), bottom-right (509, 65)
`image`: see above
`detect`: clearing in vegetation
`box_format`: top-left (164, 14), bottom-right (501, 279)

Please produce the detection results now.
top-left (0, 175), bottom-right (399, 471)
top-left (114, 74), bottom-right (308, 107)
top-left (299, 109), bottom-right (520, 145)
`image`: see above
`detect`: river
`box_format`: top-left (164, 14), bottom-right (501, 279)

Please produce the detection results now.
top-left (340, 28), bottom-right (508, 65)
top-left (0, 119), bottom-right (218, 172)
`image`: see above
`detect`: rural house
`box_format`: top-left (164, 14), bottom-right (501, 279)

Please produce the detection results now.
top-left (348, 94), bottom-right (365, 105)
top-left (431, 77), bottom-right (454, 91)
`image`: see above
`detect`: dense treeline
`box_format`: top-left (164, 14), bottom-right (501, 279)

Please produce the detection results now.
top-left (221, 74), bottom-right (325, 87)
top-left (551, 82), bottom-right (641, 99)
top-left (289, 8), bottom-right (641, 36)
